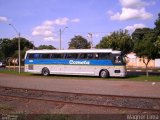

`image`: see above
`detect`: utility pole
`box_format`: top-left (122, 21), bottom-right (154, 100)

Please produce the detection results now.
top-left (59, 29), bottom-right (62, 50)
top-left (59, 27), bottom-right (68, 50)
top-left (88, 33), bottom-right (93, 49)
top-left (9, 23), bottom-right (21, 73)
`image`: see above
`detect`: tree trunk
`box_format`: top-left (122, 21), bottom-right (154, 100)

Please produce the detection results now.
top-left (142, 57), bottom-right (150, 77)
top-left (145, 64), bottom-right (148, 77)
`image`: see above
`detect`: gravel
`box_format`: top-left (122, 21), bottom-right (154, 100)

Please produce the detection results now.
top-left (0, 87), bottom-right (159, 111)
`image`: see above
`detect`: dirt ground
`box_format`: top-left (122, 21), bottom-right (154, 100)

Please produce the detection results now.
top-left (0, 73), bottom-right (160, 120)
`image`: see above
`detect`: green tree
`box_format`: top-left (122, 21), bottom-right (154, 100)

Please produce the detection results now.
top-left (0, 51), bottom-right (4, 60)
top-left (0, 38), bottom-right (15, 59)
top-left (68, 35), bottom-right (91, 49)
top-left (37, 45), bottom-right (56, 50)
top-left (132, 13), bottom-right (160, 76)
top-left (96, 30), bottom-right (133, 55)
top-left (154, 36), bottom-right (160, 50)
top-left (12, 37), bottom-right (34, 51)
top-left (0, 39), bottom-right (4, 60)
top-left (154, 13), bottom-right (160, 56)
top-left (154, 13), bottom-right (160, 36)
top-left (132, 28), bottom-right (155, 42)
top-left (0, 37), bottom-right (34, 61)
top-left (10, 37), bottom-right (34, 60)
top-left (132, 28), bottom-right (158, 76)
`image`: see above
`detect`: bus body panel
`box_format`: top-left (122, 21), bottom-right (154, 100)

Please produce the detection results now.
top-left (24, 49), bottom-right (126, 77)
top-left (25, 64), bottom-right (126, 77)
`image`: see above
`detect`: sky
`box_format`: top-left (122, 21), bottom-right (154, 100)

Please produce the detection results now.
top-left (0, 0), bottom-right (160, 49)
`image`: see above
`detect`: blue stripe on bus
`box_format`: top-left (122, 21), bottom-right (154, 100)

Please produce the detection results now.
top-left (25, 59), bottom-right (113, 66)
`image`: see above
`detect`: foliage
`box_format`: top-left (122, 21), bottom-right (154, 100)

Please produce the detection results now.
top-left (37, 45), bottom-right (56, 50)
top-left (154, 13), bottom-right (160, 55)
top-left (0, 38), bottom-right (15, 59)
top-left (132, 28), bottom-right (159, 76)
top-left (154, 36), bottom-right (160, 50)
top-left (68, 35), bottom-right (91, 49)
top-left (96, 29), bottom-right (133, 55)
top-left (132, 28), bottom-right (156, 42)
top-left (0, 39), bottom-right (5, 60)
top-left (154, 13), bottom-right (160, 36)
top-left (0, 51), bottom-right (4, 60)
top-left (11, 37), bottom-right (34, 50)
top-left (12, 50), bottom-right (26, 61)
top-left (0, 37), bottom-right (34, 60)
top-left (132, 28), bottom-right (160, 59)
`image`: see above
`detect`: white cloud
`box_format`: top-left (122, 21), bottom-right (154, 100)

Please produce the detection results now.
top-left (71, 18), bottom-right (80, 23)
top-left (32, 25), bottom-right (54, 36)
top-left (108, 0), bottom-right (154, 21)
top-left (53, 17), bottom-right (69, 25)
top-left (0, 16), bottom-right (8, 22)
top-left (124, 23), bottom-right (146, 32)
top-left (32, 17), bottom-right (80, 41)
top-left (119, 0), bottom-right (148, 8)
top-left (111, 8), bottom-right (152, 21)
top-left (44, 37), bottom-right (55, 41)
top-left (43, 20), bottom-right (54, 26)
top-left (42, 17), bottom-right (80, 26)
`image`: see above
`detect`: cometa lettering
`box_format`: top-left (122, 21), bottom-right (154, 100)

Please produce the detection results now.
top-left (69, 60), bottom-right (90, 65)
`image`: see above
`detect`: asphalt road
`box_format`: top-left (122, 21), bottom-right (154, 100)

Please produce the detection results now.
top-left (0, 73), bottom-right (160, 98)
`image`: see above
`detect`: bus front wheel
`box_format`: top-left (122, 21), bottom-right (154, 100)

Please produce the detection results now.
top-left (42, 68), bottom-right (50, 76)
top-left (99, 69), bottom-right (109, 78)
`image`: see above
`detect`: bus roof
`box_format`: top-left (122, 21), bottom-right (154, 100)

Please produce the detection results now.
top-left (26, 49), bottom-right (121, 54)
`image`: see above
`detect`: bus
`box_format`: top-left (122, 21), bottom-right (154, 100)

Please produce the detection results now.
top-left (24, 49), bottom-right (126, 78)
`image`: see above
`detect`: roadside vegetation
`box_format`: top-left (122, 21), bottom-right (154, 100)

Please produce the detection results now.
top-left (0, 103), bottom-right (14, 114)
top-left (0, 69), bottom-right (160, 82)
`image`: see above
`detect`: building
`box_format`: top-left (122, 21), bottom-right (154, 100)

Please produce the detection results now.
top-left (126, 52), bottom-right (160, 68)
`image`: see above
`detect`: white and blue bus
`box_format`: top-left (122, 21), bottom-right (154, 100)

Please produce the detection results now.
top-left (24, 49), bottom-right (126, 78)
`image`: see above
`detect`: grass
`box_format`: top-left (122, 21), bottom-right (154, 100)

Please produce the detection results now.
top-left (0, 104), bottom-right (13, 111)
top-left (117, 75), bottom-right (160, 82)
top-left (0, 69), bottom-right (160, 82)
top-left (0, 69), bottom-right (31, 75)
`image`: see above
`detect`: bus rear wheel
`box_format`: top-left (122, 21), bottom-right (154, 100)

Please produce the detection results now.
top-left (42, 68), bottom-right (50, 76)
top-left (99, 69), bottom-right (109, 78)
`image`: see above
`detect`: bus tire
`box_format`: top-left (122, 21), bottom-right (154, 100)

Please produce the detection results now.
top-left (99, 69), bottom-right (109, 78)
top-left (42, 67), bottom-right (50, 76)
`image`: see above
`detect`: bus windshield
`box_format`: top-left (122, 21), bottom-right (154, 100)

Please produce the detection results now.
top-left (113, 54), bottom-right (126, 65)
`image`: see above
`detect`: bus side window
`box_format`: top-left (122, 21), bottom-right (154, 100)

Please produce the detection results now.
top-left (27, 53), bottom-right (39, 59)
top-left (34, 54), bottom-right (40, 59)
top-left (79, 53), bottom-right (87, 59)
top-left (79, 53), bottom-right (94, 59)
top-left (27, 54), bottom-right (34, 59)
top-left (51, 54), bottom-right (64, 59)
top-left (65, 53), bottom-right (78, 59)
top-left (98, 53), bottom-right (110, 59)
top-left (87, 53), bottom-right (94, 59)
top-left (40, 54), bottom-right (51, 59)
